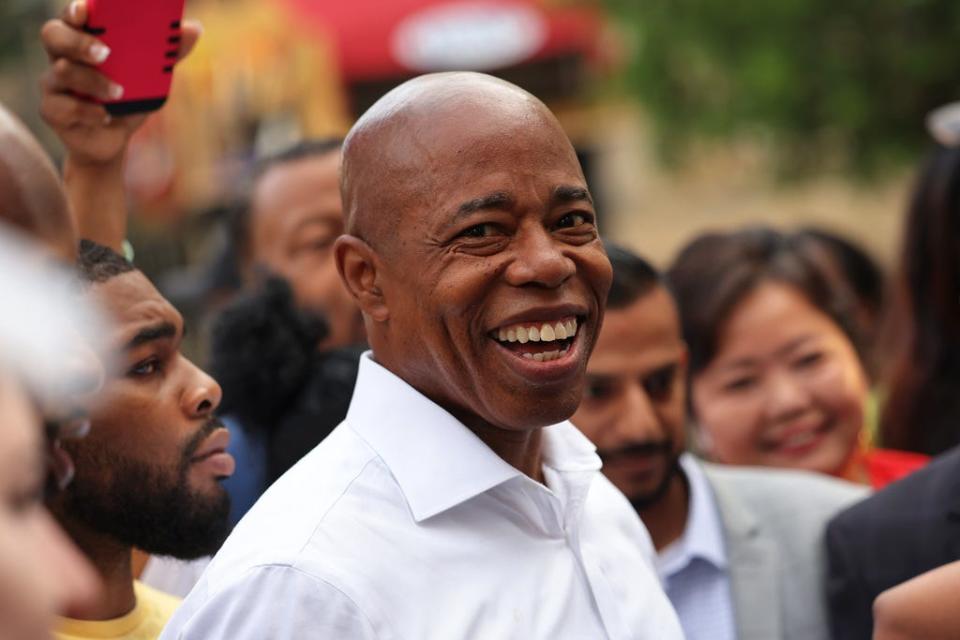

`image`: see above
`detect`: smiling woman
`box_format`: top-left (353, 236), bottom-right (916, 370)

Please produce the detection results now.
top-left (668, 226), bottom-right (926, 486)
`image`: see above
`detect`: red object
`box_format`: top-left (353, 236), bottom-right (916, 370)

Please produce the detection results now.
top-left (866, 448), bottom-right (930, 490)
top-left (279, 0), bottom-right (602, 82)
top-left (85, 0), bottom-right (186, 115)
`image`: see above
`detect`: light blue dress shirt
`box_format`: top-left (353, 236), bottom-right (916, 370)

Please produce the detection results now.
top-left (656, 453), bottom-right (738, 640)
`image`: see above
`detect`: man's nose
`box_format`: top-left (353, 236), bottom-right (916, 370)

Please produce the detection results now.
top-left (504, 226), bottom-right (575, 288)
top-left (181, 357), bottom-right (223, 418)
top-left (613, 382), bottom-right (662, 441)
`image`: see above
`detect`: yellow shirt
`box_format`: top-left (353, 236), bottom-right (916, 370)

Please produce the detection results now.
top-left (56, 582), bottom-right (181, 640)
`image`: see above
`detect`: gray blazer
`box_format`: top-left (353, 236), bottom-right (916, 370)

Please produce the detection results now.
top-left (700, 461), bottom-right (868, 640)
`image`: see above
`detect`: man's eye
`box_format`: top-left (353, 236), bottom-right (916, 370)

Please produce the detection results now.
top-left (585, 380), bottom-right (613, 400)
top-left (129, 358), bottom-right (159, 377)
top-left (643, 367), bottom-right (676, 401)
top-left (556, 212), bottom-right (593, 229)
top-left (458, 223), bottom-right (499, 239)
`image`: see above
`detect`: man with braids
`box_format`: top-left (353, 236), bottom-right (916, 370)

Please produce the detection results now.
top-left (161, 72), bottom-right (681, 639)
top-left (52, 240), bottom-right (235, 640)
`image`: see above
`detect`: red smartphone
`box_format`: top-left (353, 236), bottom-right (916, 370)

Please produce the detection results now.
top-left (84, 0), bottom-right (186, 115)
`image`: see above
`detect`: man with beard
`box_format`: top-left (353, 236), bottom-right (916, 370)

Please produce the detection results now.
top-left (49, 240), bottom-right (234, 640)
top-left (571, 243), bottom-right (868, 640)
top-left (161, 73), bottom-right (682, 639)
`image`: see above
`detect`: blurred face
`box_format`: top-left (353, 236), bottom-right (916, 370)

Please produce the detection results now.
top-left (691, 281), bottom-right (868, 475)
top-left (249, 152), bottom-right (364, 350)
top-left (375, 110), bottom-right (612, 432)
top-left (0, 371), bottom-right (97, 640)
top-left (57, 271), bottom-right (234, 558)
top-left (573, 287), bottom-right (688, 507)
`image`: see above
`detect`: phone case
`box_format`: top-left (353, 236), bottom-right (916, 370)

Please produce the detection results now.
top-left (84, 0), bottom-right (186, 115)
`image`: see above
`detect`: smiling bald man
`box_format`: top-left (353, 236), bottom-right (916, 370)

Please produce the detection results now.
top-left (161, 73), bottom-right (682, 640)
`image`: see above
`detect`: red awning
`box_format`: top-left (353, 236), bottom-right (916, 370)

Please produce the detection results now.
top-left (279, 0), bottom-right (602, 82)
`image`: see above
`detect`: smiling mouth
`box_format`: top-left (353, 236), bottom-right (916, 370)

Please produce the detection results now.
top-left (766, 418), bottom-right (833, 456)
top-left (489, 316), bottom-right (580, 362)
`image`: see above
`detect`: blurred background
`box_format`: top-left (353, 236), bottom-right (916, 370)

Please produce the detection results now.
top-left (2, 0), bottom-right (959, 345)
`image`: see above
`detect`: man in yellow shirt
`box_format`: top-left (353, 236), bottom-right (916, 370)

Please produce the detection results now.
top-left (46, 240), bottom-right (236, 640)
top-left (32, 5), bottom-right (232, 640)
top-left (56, 583), bottom-right (181, 640)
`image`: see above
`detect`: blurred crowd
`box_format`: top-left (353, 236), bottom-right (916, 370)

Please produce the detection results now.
top-left (3, 3), bottom-right (960, 640)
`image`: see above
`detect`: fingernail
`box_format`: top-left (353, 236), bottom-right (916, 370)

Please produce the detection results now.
top-left (89, 43), bottom-right (110, 63)
top-left (69, 1), bottom-right (80, 21)
top-left (107, 83), bottom-right (123, 100)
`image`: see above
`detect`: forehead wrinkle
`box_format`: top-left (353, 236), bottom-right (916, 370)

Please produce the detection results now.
top-left (341, 72), bottom-right (573, 254)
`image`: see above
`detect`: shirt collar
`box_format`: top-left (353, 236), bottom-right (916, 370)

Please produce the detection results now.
top-left (346, 352), bottom-right (599, 522)
top-left (658, 453), bottom-right (728, 576)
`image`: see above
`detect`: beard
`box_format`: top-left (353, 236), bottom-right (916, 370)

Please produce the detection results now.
top-left (599, 438), bottom-right (683, 511)
top-left (58, 420), bottom-right (231, 559)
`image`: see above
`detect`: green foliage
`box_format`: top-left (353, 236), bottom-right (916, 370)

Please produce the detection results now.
top-left (606, 0), bottom-right (960, 176)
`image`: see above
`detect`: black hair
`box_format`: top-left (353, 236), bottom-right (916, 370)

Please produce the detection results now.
top-left (795, 227), bottom-right (885, 323)
top-left (667, 226), bottom-right (863, 378)
top-left (230, 137), bottom-right (345, 264)
top-left (604, 241), bottom-right (663, 310)
top-left (76, 238), bottom-right (135, 285)
top-left (881, 143), bottom-right (960, 454)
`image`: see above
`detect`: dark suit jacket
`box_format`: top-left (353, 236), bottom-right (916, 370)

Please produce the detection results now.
top-left (826, 446), bottom-right (960, 640)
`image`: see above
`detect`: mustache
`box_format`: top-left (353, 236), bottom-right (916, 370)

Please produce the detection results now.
top-left (598, 439), bottom-right (674, 463)
top-left (182, 418), bottom-right (227, 462)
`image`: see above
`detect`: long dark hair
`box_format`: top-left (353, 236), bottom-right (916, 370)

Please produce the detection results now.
top-left (880, 144), bottom-right (960, 455)
top-left (667, 226), bottom-right (864, 389)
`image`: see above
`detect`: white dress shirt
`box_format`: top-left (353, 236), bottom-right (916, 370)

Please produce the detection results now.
top-left (161, 353), bottom-right (682, 640)
top-left (141, 555), bottom-right (210, 598)
top-left (656, 454), bottom-right (736, 640)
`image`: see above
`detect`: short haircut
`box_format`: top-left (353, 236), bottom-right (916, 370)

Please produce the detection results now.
top-left (76, 238), bottom-right (135, 285)
top-left (667, 226), bottom-right (863, 377)
top-left (231, 137), bottom-right (345, 263)
top-left (252, 137), bottom-right (343, 182)
top-left (604, 241), bottom-right (663, 310)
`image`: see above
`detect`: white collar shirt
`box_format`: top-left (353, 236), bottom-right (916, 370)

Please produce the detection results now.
top-left (655, 454), bottom-right (736, 640)
top-left (161, 353), bottom-right (683, 640)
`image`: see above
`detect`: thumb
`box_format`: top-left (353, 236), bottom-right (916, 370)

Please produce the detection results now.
top-left (176, 20), bottom-right (203, 63)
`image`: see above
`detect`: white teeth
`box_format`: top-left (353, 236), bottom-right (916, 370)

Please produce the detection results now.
top-left (494, 317), bottom-right (580, 344)
top-left (523, 353), bottom-right (534, 359)
top-left (533, 353), bottom-right (544, 362)
top-left (540, 323), bottom-right (555, 341)
top-left (555, 322), bottom-right (568, 340)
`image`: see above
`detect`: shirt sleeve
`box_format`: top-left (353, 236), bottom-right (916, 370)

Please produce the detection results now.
top-left (160, 564), bottom-right (380, 640)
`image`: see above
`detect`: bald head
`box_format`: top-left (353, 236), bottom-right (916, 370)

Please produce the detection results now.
top-left (340, 72), bottom-right (580, 251)
top-left (0, 104), bottom-right (75, 262)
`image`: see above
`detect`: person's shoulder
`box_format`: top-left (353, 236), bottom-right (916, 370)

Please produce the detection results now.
top-left (701, 459), bottom-right (868, 523)
top-left (202, 424), bottom-right (393, 585)
top-left (832, 445), bottom-right (960, 530)
top-left (159, 564), bottom-right (380, 640)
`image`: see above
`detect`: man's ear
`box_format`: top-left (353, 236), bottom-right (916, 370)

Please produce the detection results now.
top-left (334, 235), bottom-right (389, 322)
